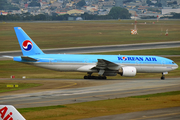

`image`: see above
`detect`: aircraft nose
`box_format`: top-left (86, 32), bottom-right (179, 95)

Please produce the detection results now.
top-left (173, 64), bottom-right (178, 70)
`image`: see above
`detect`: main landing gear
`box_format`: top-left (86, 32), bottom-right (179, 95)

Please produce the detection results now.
top-left (84, 75), bottom-right (107, 79)
top-left (84, 72), bottom-right (107, 79)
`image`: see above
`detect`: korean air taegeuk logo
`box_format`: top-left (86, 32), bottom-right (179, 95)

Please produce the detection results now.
top-left (22, 40), bottom-right (33, 51)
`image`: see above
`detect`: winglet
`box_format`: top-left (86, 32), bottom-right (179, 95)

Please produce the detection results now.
top-left (14, 27), bottom-right (44, 56)
top-left (0, 105), bottom-right (26, 120)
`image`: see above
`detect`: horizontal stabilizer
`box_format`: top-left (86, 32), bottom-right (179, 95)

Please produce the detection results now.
top-left (2, 56), bottom-right (14, 59)
top-left (21, 56), bottom-right (38, 61)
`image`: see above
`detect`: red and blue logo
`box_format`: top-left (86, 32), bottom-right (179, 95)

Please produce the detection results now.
top-left (122, 57), bottom-right (128, 61)
top-left (22, 40), bottom-right (33, 51)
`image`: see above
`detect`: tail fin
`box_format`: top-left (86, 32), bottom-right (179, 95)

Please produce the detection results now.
top-left (0, 105), bottom-right (26, 120)
top-left (14, 27), bottom-right (44, 56)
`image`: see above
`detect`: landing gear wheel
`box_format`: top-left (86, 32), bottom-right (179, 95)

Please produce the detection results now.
top-left (102, 76), bottom-right (107, 79)
top-left (84, 76), bottom-right (88, 79)
top-left (84, 72), bottom-right (93, 79)
top-left (161, 76), bottom-right (165, 80)
top-left (161, 72), bottom-right (165, 80)
top-left (161, 72), bottom-right (169, 80)
top-left (84, 75), bottom-right (107, 79)
top-left (97, 76), bottom-right (107, 80)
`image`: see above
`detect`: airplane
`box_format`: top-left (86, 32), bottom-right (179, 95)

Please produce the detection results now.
top-left (8, 27), bottom-right (178, 80)
top-left (0, 105), bottom-right (26, 120)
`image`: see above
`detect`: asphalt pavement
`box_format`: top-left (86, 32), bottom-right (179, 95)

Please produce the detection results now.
top-left (0, 78), bottom-right (180, 109)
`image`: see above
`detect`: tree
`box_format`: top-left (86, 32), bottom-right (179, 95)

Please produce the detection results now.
top-left (76, 0), bottom-right (86, 8)
top-left (146, 0), bottom-right (151, 5)
top-left (34, 14), bottom-right (46, 20)
top-left (108, 7), bottom-right (131, 19)
top-left (29, 1), bottom-right (40, 7)
top-left (156, 3), bottom-right (162, 7)
top-left (171, 13), bottom-right (180, 19)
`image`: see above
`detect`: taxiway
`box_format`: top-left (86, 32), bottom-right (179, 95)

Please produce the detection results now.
top-left (0, 78), bottom-right (180, 109)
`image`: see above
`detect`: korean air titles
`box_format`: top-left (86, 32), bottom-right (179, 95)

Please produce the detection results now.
top-left (118, 56), bottom-right (157, 61)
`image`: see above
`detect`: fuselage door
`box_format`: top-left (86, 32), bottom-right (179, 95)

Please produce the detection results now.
top-left (49, 58), bottom-right (54, 64)
top-left (84, 59), bottom-right (88, 63)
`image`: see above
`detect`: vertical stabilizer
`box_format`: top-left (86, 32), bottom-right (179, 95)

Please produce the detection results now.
top-left (0, 105), bottom-right (26, 120)
top-left (14, 27), bottom-right (44, 56)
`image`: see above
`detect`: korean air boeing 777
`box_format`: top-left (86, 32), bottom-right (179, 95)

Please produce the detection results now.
top-left (12, 27), bottom-right (178, 80)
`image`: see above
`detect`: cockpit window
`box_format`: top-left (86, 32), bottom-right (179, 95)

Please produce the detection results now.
top-left (172, 62), bottom-right (175, 64)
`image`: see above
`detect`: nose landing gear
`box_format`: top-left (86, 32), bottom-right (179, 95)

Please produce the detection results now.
top-left (161, 75), bottom-right (165, 80)
top-left (161, 72), bottom-right (168, 80)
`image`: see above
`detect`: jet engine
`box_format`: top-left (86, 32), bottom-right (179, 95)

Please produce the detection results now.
top-left (118, 66), bottom-right (136, 77)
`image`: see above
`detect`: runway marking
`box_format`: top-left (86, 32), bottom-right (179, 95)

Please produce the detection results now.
top-left (14, 85), bottom-right (180, 107)
top-left (130, 112), bottom-right (180, 120)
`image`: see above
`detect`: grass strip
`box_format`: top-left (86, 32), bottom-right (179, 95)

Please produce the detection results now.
top-left (90, 47), bottom-right (180, 55)
top-left (130, 91), bottom-right (180, 98)
top-left (18, 105), bottom-right (66, 113)
top-left (1, 21), bottom-right (180, 51)
top-left (17, 91), bottom-right (180, 120)
top-left (0, 83), bottom-right (42, 93)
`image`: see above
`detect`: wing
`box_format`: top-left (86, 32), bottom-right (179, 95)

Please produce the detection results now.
top-left (95, 59), bottom-right (120, 75)
top-left (96, 59), bottom-right (120, 70)
top-left (77, 59), bottom-right (120, 74)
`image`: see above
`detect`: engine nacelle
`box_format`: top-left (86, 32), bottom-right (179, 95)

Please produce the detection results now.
top-left (118, 66), bottom-right (136, 77)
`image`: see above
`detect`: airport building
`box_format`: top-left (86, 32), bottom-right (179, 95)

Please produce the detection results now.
top-left (162, 8), bottom-right (180, 14)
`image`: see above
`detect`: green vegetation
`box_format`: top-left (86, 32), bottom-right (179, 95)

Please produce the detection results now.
top-left (28, 1), bottom-right (40, 7)
top-left (0, 20), bottom-right (180, 51)
top-left (17, 91), bottom-right (180, 120)
top-left (0, 83), bottom-right (42, 93)
top-left (109, 7), bottom-right (131, 19)
top-left (19, 105), bottom-right (66, 114)
top-left (0, 60), bottom-right (85, 79)
top-left (77, 0), bottom-right (86, 8)
top-left (92, 47), bottom-right (180, 55)
top-left (131, 91), bottom-right (180, 98)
